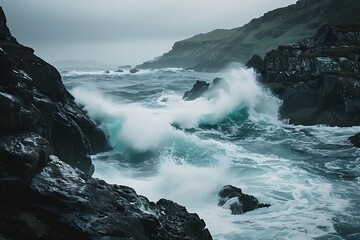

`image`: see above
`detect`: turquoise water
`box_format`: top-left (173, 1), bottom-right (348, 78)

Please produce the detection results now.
top-left (61, 67), bottom-right (360, 240)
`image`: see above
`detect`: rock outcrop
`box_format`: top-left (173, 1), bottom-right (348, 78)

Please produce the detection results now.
top-left (0, 156), bottom-right (212, 240)
top-left (218, 185), bottom-right (270, 215)
top-left (137, 0), bottom-right (360, 72)
top-left (0, 7), bottom-right (212, 239)
top-left (248, 19), bottom-right (360, 127)
top-left (182, 78), bottom-right (228, 101)
top-left (0, 7), bottom-right (109, 174)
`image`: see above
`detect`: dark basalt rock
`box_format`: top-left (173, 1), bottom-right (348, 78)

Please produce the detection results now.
top-left (182, 77), bottom-right (230, 101)
top-left (247, 19), bottom-right (360, 127)
top-left (218, 185), bottom-right (270, 215)
top-left (0, 7), bottom-right (109, 174)
top-left (183, 80), bottom-right (210, 101)
top-left (0, 157), bottom-right (212, 240)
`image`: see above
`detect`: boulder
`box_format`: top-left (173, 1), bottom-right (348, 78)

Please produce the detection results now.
top-left (218, 185), bottom-right (270, 215)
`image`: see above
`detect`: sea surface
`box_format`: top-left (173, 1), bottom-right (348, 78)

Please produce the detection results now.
top-left (61, 67), bottom-right (360, 240)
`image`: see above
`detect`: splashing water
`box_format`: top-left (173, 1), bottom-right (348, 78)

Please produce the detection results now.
top-left (62, 67), bottom-right (360, 240)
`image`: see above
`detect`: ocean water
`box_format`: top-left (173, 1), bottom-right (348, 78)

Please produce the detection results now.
top-left (61, 67), bottom-right (360, 240)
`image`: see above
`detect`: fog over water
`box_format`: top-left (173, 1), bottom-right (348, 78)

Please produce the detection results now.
top-left (2, 0), bottom-right (297, 65)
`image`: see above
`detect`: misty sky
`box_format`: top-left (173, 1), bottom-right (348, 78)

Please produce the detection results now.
top-left (2, 0), bottom-right (297, 66)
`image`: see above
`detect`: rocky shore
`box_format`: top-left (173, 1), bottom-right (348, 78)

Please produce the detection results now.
top-left (247, 19), bottom-right (360, 127)
top-left (0, 7), bottom-right (211, 239)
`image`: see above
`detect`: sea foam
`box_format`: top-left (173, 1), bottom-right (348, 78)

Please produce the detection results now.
top-left (72, 67), bottom-right (279, 151)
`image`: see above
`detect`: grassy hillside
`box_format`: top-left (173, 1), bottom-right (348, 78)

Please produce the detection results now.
top-left (137, 0), bottom-right (360, 71)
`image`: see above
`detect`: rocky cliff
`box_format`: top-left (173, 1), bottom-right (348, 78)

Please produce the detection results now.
top-left (0, 7), bottom-right (212, 239)
top-left (247, 19), bottom-right (360, 127)
top-left (137, 0), bottom-right (360, 72)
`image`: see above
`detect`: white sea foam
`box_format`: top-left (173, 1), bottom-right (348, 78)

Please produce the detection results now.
top-left (72, 67), bottom-right (280, 151)
top-left (71, 66), bottom-right (353, 239)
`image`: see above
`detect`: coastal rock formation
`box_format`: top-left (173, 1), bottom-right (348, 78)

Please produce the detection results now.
top-left (182, 78), bottom-right (228, 101)
top-left (137, 0), bottom-right (360, 72)
top-left (0, 156), bottom-right (211, 239)
top-left (0, 7), bottom-right (212, 239)
top-left (218, 185), bottom-right (270, 215)
top-left (0, 7), bottom-right (109, 174)
top-left (248, 19), bottom-right (360, 127)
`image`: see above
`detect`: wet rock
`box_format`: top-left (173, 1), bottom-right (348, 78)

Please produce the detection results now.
top-left (0, 7), bottom-right (109, 174)
top-left (218, 185), bottom-right (270, 215)
top-left (0, 133), bottom-right (50, 195)
top-left (250, 19), bottom-right (360, 127)
top-left (183, 80), bottom-right (210, 101)
top-left (246, 54), bottom-right (264, 74)
top-left (0, 157), bottom-right (212, 240)
top-left (115, 69), bottom-right (123, 72)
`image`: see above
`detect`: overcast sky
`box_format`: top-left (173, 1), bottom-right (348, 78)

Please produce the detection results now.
top-left (2, 0), bottom-right (297, 66)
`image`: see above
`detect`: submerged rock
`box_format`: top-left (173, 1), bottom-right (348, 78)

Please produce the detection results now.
top-left (218, 185), bottom-right (270, 215)
top-left (248, 19), bottom-right (360, 127)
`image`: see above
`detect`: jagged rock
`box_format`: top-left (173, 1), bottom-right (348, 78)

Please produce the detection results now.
top-left (0, 157), bottom-right (212, 240)
top-left (115, 69), bottom-right (123, 72)
top-left (182, 80), bottom-right (210, 101)
top-left (0, 7), bottom-right (109, 174)
top-left (0, 133), bottom-right (50, 195)
top-left (246, 54), bottom-right (264, 74)
top-left (218, 185), bottom-right (270, 215)
top-left (249, 19), bottom-right (360, 127)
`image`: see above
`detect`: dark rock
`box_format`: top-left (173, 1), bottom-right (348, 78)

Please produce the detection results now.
top-left (218, 185), bottom-right (270, 215)
top-left (0, 157), bottom-right (212, 240)
top-left (0, 7), bottom-right (109, 174)
top-left (104, 70), bottom-right (110, 73)
top-left (254, 19), bottom-right (360, 127)
top-left (114, 69), bottom-right (123, 72)
top-left (0, 133), bottom-right (50, 195)
top-left (130, 68), bottom-right (139, 74)
top-left (183, 80), bottom-right (210, 101)
top-left (349, 133), bottom-right (360, 147)
top-left (246, 54), bottom-right (264, 74)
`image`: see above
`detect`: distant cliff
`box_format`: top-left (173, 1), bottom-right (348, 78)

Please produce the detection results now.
top-left (137, 0), bottom-right (360, 72)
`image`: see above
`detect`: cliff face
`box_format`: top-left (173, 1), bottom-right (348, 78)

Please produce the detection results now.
top-left (0, 7), bottom-right (109, 174)
top-left (0, 7), bottom-right (212, 239)
top-left (137, 0), bottom-right (360, 72)
top-left (247, 19), bottom-right (360, 127)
